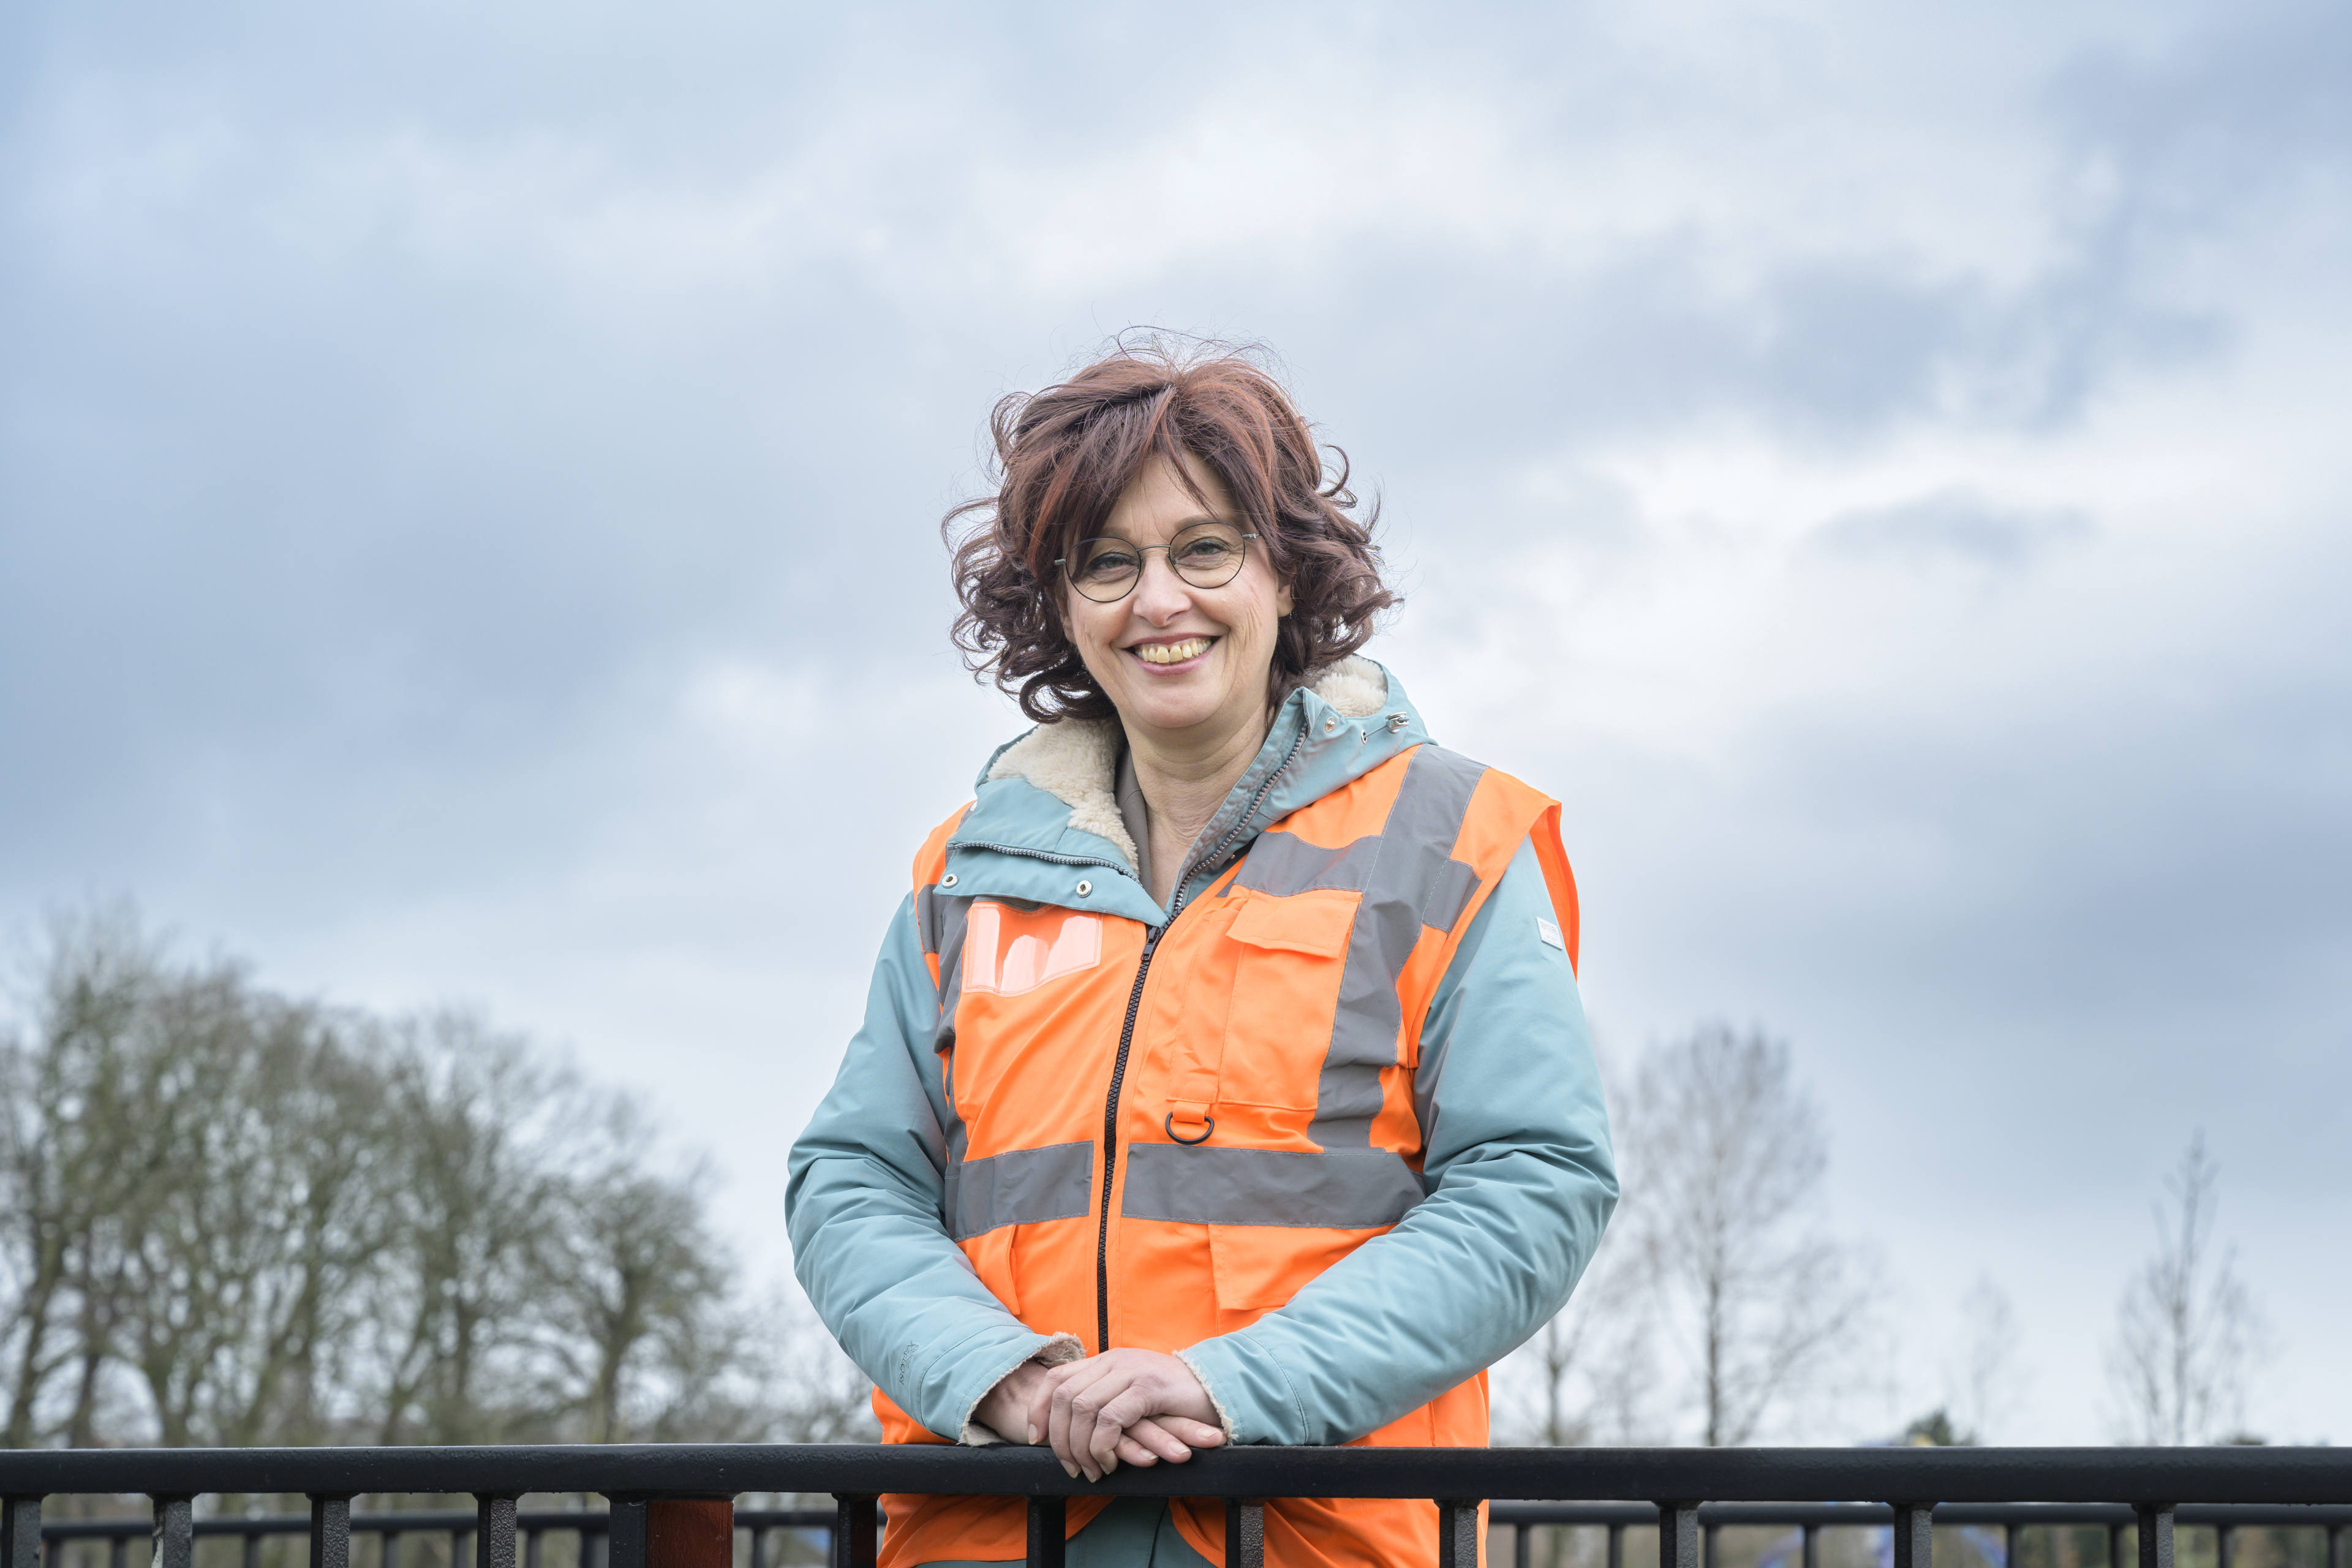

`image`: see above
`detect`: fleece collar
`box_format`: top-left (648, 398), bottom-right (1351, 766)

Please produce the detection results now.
top-left (944, 657), bottom-right (1430, 926)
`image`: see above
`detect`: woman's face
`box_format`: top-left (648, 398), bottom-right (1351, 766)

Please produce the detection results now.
top-left (1063, 453), bottom-right (1294, 750)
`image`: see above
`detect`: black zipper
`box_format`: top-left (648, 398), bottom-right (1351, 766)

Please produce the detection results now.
top-left (1093, 727), bottom-right (1309, 1351)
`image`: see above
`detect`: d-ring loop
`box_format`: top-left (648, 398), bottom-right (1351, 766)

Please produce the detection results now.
top-left (1164, 1111), bottom-right (1215, 1145)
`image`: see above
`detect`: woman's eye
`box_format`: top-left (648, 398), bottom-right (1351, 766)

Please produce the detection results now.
top-left (1178, 538), bottom-right (1235, 564)
top-left (1084, 550), bottom-right (1139, 579)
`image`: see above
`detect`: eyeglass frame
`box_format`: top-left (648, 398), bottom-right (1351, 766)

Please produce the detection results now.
top-left (1054, 524), bottom-right (1262, 603)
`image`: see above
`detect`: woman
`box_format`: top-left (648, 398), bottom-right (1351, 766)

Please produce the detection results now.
top-left (785, 345), bottom-right (1617, 1568)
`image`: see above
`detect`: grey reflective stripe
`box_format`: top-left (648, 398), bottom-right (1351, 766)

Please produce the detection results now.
top-left (1229, 832), bottom-right (1383, 896)
top-left (1314, 746), bottom-right (1487, 1147)
top-left (946, 1140), bottom-right (1095, 1240)
top-left (1420, 858), bottom-right (1481, 934)
top-left (1120, 1144), bottom-right (1425, 1229)
top-left (930, 891), bottom-right (973, 1163)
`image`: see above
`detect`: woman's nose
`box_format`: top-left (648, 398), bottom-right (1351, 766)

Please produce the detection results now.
top-left (1129, 551), bottom-right (1193, 620)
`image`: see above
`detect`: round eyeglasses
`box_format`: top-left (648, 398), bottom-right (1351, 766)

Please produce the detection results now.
top-left (1057, 521), bottom-right (1259, 603)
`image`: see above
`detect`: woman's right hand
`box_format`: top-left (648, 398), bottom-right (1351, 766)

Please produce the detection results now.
top-left (971, 1355), bottom-right (1056, 1445)
top-left (971, 1353), bottom-right (1223, 1479)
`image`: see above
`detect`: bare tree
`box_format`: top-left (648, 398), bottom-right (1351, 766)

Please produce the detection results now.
top-left (1616, 1023), bottom-right (1878, 1446)
top-left (2, 908), bottom-right (181, 1447)
top-left (1498, 1205), bottom-right (1656, 1446)
top-left (361, 1012), bottom-right (576, 1445)
top-left (537, 1130), bottom-right (732, 1443)
top-left (2, 902), bottom-right (810, 1450)
top-left (2107, 1134), bottom-right (2271, 1445)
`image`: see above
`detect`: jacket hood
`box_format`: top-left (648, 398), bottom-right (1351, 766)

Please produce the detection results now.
top-left (944, 656), bottom-right (1431, 927)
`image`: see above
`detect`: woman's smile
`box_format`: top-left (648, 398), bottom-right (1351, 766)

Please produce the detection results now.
top-left (1129, 635), bottom-right (1216, 667)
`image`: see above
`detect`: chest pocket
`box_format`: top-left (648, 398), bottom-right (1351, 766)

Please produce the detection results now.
top-left (962, 902), bottom-right (1102, 997)
top-left (1216, 889), bottom-right (1360, 1110)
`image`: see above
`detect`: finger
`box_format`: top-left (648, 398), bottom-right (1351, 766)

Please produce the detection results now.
top-left (1152, 1414), bottom-right (1226, 1448)
top-left (1068, 1374), bottom-right (1144, 1482)
top-left (1114, 1431), bottom-right (1160, 1468)
top-left (1044, 1360), bottom-right (1110, 1474)
top-left (1121, 1415), bottom-right (1195, 1464)
top-left (1051, 1362), bottom-right (1123, 1480)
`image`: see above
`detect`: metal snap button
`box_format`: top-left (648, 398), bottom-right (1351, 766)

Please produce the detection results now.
top-left (1324, 716), bottom-right (1340, 734)
top-left (1075, 880), bottom-right (1093, 897)
top-left (1388, 712), bottom-right (1409, 731)
top-left (939, 873), bottom-right (957, 888)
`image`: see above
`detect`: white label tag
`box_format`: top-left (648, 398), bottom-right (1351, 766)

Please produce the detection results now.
top-left (1536, 916), bottom-right (1565, 951)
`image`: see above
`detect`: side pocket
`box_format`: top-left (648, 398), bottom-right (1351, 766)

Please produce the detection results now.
top-left (1208, 1223), bottom-right (1378, 1313)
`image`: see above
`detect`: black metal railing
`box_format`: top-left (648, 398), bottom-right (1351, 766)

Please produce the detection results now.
top-left (6, 1446), bottom-right (2350, 1568)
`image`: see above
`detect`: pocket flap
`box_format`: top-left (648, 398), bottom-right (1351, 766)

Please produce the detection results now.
top-left (1226, 891), bottom-right (1359, 957)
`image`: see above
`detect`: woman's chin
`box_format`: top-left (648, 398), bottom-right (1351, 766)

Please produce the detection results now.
top-left (1116, 681), bottom-right (1240, 740)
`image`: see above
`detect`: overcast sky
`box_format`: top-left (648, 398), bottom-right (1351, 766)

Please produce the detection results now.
top-left (4, 0), bottom-right (2346, 1447)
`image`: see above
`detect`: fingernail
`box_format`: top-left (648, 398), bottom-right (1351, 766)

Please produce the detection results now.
top-left (1026, 1425), bottom-right (1037, 1444)
top-left (1061, 1461), bottom-right (1077, 1479)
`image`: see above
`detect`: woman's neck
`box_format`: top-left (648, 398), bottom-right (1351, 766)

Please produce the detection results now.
top-left (1124, 709), bottom-right (1274, 909)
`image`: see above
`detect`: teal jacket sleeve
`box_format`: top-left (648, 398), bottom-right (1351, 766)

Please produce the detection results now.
top-left (1175, 839), bottom-right (1618, 1444)
top-left (785, 895), bottom-right (1080, 1441)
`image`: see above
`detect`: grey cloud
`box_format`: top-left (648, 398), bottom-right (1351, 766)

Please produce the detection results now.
top-left (1813, 489), bottom-right (2094, 568)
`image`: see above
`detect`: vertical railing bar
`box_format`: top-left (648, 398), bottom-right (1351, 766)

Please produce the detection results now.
top-left (1436, 1501), bottom-right (1480, 1568)
top-left (2328, 1525), bottom-right (2345, 1568)
top-left (1224, 1501), bottom-right (1264, 1568)
top-left (1659, 1504), bottom-right (1701, 1568)
top-left (473, 1499), bottom-right (515, 1568)
top-left (245, 1531), bottom-right (263, 1568)
top-left (2215, 1526), bottom-right (2233, 1568)
top-left (829, 1499), bottom-right (875, 1568)
top-left (606, 1504), bottom-right (646, 1568)
top-left (2108, 1523), bottom-right (2125, 1568)
top-left (1610, 1522), bottom-right (1626, 1568)
top-left (1704, 1523), bottom-right (1719, 1568)
top-left (580, 1521), bottom-right (603, 1568)
top-left (114, 1525), bottom-right (132, 1568)
top-left (1022, 1498), bottom-right (1065, 1568)
top-left (2006, 1524), bottom-right (2022, 1568)
top-left (1892, 1504), bottom-right (1933, 1568)
top-left (1513, 1520), bottom-right (1531, 1568)
top-left (1804, 1525), bottom-right (1820, 1568)
top-left (153, 1499), bottom-right (194, 1568)
top-left (453, 1530), bottom-right (474, 1568)
top-left (380, 1532), bottom-right (401, 1568)
top-left (742, 1525), bottom-right (761, 1568)
top-left (2135, 1507), bottom-right (2173, 1568)
top-left (2, 1496), bottom-right (43, 1568)
top-left (311, 1499), bottom-right (352, 1568)
top-left (521, 1534), bottom-right (540, 1568)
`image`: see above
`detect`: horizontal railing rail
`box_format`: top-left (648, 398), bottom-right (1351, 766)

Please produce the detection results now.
top-left (7, 1446), bottom-right (2350, 1568)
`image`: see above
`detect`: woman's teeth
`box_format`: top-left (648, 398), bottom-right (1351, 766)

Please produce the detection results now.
top-left (1135, 637), bottom-right (1212, 665)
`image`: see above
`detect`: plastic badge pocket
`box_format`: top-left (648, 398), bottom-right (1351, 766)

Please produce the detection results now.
top-left (1218, 889), bottom-right (1360, 1110)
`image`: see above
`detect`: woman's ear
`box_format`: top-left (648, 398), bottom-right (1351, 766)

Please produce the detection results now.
top-left (1276, 579), bottom-right (1295, 617)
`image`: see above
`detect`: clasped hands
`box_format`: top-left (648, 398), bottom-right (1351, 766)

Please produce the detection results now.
top-left (971, 1347), bottom-right (1226, 1482)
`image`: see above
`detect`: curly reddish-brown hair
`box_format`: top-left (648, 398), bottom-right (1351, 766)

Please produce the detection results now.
top-left (946, 342), bottom-right (1398, 725)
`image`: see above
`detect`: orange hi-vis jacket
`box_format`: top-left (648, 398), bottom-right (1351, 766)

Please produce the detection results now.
top-left (788, 660), bottom-right (1619, 1568)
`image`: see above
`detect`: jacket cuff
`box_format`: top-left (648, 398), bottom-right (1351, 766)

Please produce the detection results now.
top-left (954, 1331), bottom-right (1085, 1446)
top-left (1174, 1333), bottom-right (1306, 1446)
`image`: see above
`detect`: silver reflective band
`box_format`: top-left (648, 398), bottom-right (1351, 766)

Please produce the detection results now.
top-left (945, 1140), bottom-right (1095, 1240)
top-left (1537, 916), bottom-right (1565, 951)
top-left (1120, 1145), bottom-right (1424, 1229)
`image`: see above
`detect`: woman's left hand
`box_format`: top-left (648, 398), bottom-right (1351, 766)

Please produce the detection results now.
top-left (1027, 1348), bottom-right (1225, 1480)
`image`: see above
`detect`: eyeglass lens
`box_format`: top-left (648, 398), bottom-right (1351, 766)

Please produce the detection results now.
top-left (1067, 522), bottom-right (1250, 601)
